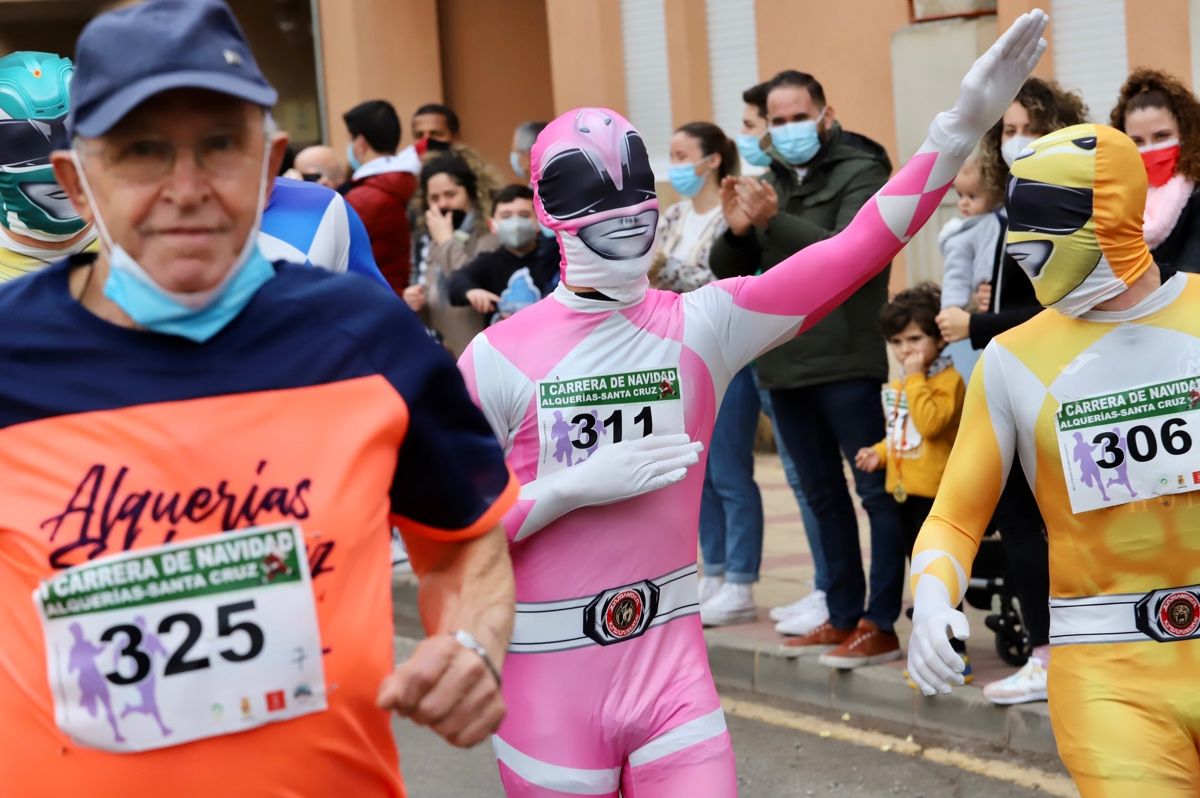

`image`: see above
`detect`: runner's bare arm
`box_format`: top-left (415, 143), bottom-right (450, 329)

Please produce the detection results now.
top-left (379, 524), bottom-right (513, 747)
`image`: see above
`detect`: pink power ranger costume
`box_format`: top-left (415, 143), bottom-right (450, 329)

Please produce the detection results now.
top-left (458, 14), bottom-right (1047, 796)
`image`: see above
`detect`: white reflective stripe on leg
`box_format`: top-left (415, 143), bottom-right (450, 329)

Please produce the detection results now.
top-left (627, 708), bottom-right (728, 768)
top-left (492, 735), bottom-right (620, 795)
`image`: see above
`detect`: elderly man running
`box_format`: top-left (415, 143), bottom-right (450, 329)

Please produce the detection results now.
top-left (0, 2), bottom-right (516, 796)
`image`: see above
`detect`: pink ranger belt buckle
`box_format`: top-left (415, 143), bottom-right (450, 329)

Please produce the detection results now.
top-left (584, 580), bottom-right (660, 645)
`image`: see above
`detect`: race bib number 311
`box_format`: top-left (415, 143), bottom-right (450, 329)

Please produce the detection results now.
top-left (536, 367), bottom-right (685, 477)
top-left (1056, 377), bottom-right (1200, 513)
top-left (34, 524), bottom-right (326, 752)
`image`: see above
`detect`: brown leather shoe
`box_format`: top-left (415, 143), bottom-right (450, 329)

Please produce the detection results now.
top-left (818, 619), bottom-right (901, 669)
top-left (779, 621), bottom-right (852, 657)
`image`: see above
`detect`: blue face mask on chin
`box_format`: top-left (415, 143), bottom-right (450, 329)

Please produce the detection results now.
top-left (346, 141), bottom-right (362, 173)
top-left (769, 110), bottom-right (826, 166)
top-left (668, 161), bottom-right (707, 197)
top-left (736, 133), bottom-right (772, 168)
top-left (102, 244), bottom-right (275, 343)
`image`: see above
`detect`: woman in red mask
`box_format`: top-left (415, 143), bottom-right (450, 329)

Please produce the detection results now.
top-left (1112, 69), bottom-right (1200, 276)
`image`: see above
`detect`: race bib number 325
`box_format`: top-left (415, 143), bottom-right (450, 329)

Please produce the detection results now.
top-left (535, 367), bottom-right (685, 477)
top-left (34, 524), bottom-right (326, 752)
top-left (1056, 377), bottom-right (1200, 513)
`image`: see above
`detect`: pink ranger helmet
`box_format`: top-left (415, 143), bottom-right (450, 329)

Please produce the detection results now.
top-left (530, 108), bottom-right (660, 292)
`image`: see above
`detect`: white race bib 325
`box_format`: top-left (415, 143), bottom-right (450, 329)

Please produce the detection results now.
top-left (35, 524), bottom-right (327, 752)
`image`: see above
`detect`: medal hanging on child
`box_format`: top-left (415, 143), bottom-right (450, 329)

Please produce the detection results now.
top-left (888, 387), bottom-right (908, 503)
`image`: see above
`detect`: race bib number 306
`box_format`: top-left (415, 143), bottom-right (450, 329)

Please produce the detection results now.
top-left (1056, 377), bottom-right (1200, 513)
top-left (34, 524), bottom-right (326, 752)
top-left (535, 367), bottom-right (685, 477)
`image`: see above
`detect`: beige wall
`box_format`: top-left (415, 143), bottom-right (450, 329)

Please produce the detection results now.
top-left (317, 0), bottom-right (442, 156)
top-left (891, 15), bottom-right (1000, 289)
top-left (438, 0), bottom-right (555, 176)
top-left (1125, 0), bottom-right (1192, 87)
top-left (996, 0), bottom-right (1054, 79)
top-left (545, 0), bottom-right (626, 115)
top-left (754, 0), bottom-right (910, 166)
top-left (664, 0), bottom-right (713, 127)
top-left (754, 0), bottom-right (910, 288)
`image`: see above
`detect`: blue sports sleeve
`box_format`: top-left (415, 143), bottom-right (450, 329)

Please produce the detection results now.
top-left (380, 309), bottom-right (515, 538)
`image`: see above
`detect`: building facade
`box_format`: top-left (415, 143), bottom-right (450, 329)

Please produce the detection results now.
top-left (3, 0), bottom-right (1197, 283)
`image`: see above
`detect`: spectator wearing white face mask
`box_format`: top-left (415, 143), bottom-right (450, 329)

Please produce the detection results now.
top-left (447, 184), bottom-right (557, 325)
top-left (1112, 68), bottom-right (1200, 278)
top-left (936, 77), bottom-right (1088, 350)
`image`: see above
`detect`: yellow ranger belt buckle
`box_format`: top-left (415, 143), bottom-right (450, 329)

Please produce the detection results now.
top-left (1135, 586), bottom-right (1200, 641)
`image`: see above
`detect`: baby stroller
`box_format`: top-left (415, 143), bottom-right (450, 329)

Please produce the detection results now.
top-left (964, 531), bottom-right (1031, 667)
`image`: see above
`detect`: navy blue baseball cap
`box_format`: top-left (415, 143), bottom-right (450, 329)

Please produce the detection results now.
top-left (68, 0), bottom-right (277, 138)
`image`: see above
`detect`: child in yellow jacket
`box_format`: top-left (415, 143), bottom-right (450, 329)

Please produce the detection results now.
top-left (855, 283), bottom-right (969, 675)
top-left (855, 282), bottom-right (965, 526)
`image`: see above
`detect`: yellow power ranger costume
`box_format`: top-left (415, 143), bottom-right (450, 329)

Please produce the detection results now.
top-left (911, 124), bottom-right (1200, 797)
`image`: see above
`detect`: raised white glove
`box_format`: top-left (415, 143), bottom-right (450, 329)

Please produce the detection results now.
top-left (511, 434), bottom-right (703, 541)
top-left (931, 9), bottom-right (1049, 153)
top-left (907, 577), bottom-right (970, 696)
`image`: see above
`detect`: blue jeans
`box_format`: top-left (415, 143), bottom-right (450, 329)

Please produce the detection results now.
top-left (758, 382), bottom-right (829, 593)
top-left (699, 366), bottom-right (764, 583)
top-left (768, 379), bottom-right (906, 633)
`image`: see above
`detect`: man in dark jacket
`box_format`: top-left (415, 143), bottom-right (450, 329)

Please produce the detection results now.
top-left (709, 70), bottom-right (906, 668)
top-left (343, 100), bottom-right (416, 295)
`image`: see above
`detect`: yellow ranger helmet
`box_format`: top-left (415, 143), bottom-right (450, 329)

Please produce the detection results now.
top-left (1005, 123), bottom-right (1154, 317)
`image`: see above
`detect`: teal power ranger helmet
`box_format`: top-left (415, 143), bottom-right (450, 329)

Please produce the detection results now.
top-left (0, 52), bottom-right (84, 240)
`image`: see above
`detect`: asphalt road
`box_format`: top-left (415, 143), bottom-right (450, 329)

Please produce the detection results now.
top-left (391, 688), bottom-right (1066, 798)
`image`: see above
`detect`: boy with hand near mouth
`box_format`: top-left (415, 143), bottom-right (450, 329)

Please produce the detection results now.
top-left (847, 283), bottom-right (969, 673)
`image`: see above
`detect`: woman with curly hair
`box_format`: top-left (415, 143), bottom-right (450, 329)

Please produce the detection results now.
top-left (1111, 68), bottom-right (1200, 276)
top-left (938, 78), bottom-right (1088, 348)
top-left (932, 77), bottom-right (1086, 708)
top-left (977, 77), bottom-right (1089, 203)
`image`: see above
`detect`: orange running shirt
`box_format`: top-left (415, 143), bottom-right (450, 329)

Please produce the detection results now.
top-left (0, 257), bottom-right (516, 797)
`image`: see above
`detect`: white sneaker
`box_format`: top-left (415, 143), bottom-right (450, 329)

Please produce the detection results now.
top-left (700, 583), bottom-right (756, 626)
top-left (698, 575), bottom-right (724, 606)
top-left (773, 592), bottom-right (829, 636)
top-left (769, 590), bottom-right (826, 622)
top-left (983, 657), bottom-right (1048, 705)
